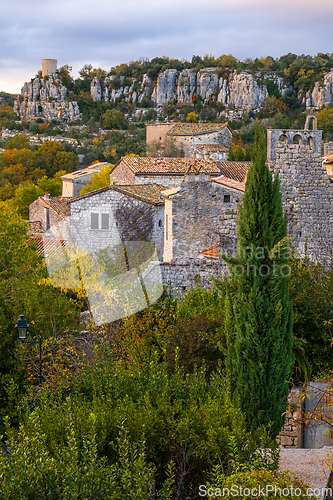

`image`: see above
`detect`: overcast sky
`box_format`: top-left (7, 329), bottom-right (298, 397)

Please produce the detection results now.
top-left (1, 0), bottom-right (333, 94)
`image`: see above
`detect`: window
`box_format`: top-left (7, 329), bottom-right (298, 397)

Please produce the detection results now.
top-left (224, 194), bottom-right (231, 203)
top-left (101, 213), bottom-right (109, 230)
top-left (165, 214), bottom-right (168, 240)
top-left (158, 220), bottom-right (162, 227)
top-left (91, 213), bottom-right (99, 229)
top-left (91, 213), bottom-right (110, 230)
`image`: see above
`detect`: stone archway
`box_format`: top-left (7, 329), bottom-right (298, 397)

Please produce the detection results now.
top-left (293, 134), bottom-right (302, 145)
top-left (279, 134), bottom-right (288, 144)
top-left (305, 115), bottom-right (317, 131)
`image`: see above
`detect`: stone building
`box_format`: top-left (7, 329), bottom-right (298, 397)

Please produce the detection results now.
top-left (61, 162), bottom-right (109, 197)
top-left (68, 184), bottom-right (166, 259)
top-left (267, 116), bottom-right (322, 163)
top-left (29, 193), bottom-right (70, 238)
top-left (146, 122), bottom-right (232, 159)
top-left (110, 157), bottom-right (223, 188)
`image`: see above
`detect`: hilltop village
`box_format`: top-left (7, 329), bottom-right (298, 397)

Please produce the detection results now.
top-left (1, 57), bottom-right (333, 292)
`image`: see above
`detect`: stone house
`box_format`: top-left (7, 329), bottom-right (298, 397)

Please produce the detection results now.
top-left (146, 122), bottom-right (232, 158)
top-left (29, 193), bottom-right (71, 238)
top-left (65, 184), bottom-right (165, 261)
top-left (61, 162), bottom-right (109, 197)
top-left (110, 157), bottom-right (224, 188)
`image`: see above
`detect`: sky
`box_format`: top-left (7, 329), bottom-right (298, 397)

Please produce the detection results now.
top-left (1, 0), bottom-right (333, 94)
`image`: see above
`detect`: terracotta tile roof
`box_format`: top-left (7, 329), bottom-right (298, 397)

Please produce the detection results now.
top-left (218, 162), bottom-right (251, 182)
top-left (27, 220), bottom-right (45, 235)
top-left (110, 184), bottom-right (167, 205)
top-left (118, 157), bottom-right (221, 174)
top-left (167, 122), bottom-right (229, 136)
top-left (40, 196), bottom-right (71, 219)
top-left (199, 246), bottom-right (220, 260)
top-left (211, 175), bottom-right (246, 192)
top-left (323, 154), bottom-right (333, 164)
top-left (194, 144), bottom-right (229, 152)
top-left (69, 183), bottom-right (167, 206)
top-left (27, 236), bottom-right (68, 259)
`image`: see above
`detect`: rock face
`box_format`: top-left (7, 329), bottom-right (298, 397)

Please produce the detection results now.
top-left (90, 68), bottom-right (290, 111)
top-left (306, 69), bottom-right (333, 109)
top-left (14, 76), bottom-right (81, 123)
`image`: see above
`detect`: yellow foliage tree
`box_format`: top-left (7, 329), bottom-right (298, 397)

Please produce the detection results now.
top-left (80, 164), bottom-right (113, 195)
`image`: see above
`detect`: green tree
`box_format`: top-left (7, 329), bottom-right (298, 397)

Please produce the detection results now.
top-left (80, 164), bottom-right (113, 194)
top-left (223, 123), bottom-right (293, 439)
top-left (5, 135), bottom-right (31, 150)
top-left (317, 106), bottom-right (333, 132)
top-left (102, 109), bottom-right (126, 130)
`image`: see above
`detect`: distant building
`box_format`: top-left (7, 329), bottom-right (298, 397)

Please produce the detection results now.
top-left (61, 162), bottom-right (109, 197)
top-left (146, 122), bottom-right (232, 159)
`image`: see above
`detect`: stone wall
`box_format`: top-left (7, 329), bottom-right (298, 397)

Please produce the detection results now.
top-left (69, 188), bottom-right (164, 259)
top-left (161, 259), bottom-right (223, 291)
top-left (271, 144), bottom-right (333, 263)
top-left (29, 197), bottom-right (68, 238)
top-left (277, 387), bottom-right (304, 448)
top-left (267, 123), bottom-right (322, 164)
top-left (167, 174), bottom-right (241, 262)
top-left (172, 128), bottom-right (232, 158)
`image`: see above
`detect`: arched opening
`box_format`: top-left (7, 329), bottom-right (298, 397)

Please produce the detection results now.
top-left (293, 134), bottom-right (302, 145)
top-left (278, 134), bottom-right (288, 144)
top-left (307, 136), bottom-right (313, 149)
top-left (305, 115), bottom-right (317, 131)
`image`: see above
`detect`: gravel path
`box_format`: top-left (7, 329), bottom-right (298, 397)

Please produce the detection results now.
top-left (279, 448), bottom-right (333, 498)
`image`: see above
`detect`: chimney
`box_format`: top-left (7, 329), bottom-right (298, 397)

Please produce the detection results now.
top-left (44, 192), bottom-right (50, 199)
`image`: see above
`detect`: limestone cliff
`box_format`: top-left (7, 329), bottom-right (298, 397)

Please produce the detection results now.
top-left (305, 69), bottom-right (333, 109)
top-left (14, 76), bottom-right (81, 123)
top-left (90, 68), bottom-right (290, 112)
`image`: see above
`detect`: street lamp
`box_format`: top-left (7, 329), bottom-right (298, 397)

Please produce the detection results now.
top-left (15, 315), bottom-right (43, 386)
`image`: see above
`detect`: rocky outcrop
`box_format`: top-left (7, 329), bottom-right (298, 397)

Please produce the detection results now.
top-left (90, 68), bottom-right (289, 111)
top-left (306, 69), bottom-right (333, 110)
top-left (14, 76), bottom-right (81, 123)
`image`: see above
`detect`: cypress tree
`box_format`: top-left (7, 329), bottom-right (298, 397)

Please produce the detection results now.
top-left (224, 123), bottom-right (293, 438)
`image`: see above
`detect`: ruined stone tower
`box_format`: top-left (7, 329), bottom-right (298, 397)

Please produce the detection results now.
top-left (266, 116), bottom-right (322, 164)
top-left (42, 59), bottom-right (57, 78)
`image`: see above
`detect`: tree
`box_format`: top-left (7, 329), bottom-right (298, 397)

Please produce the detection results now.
top-left (102, 109), bottom-right (126, 130)
top-left (223, 123), bottom-right (293, 438)
top-left (80, 164), bottom-right (113, 194)
top-left (186, 112), bottom-right (198, 123)
top-left (0, 204), bottom-right (80, 429)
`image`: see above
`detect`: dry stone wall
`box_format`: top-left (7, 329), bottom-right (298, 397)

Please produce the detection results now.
top-left (276, 387), bottom-right (304, 448)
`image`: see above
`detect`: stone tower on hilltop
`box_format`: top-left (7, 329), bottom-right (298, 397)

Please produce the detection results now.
top-left (42, 59), bottom-right (57, 78)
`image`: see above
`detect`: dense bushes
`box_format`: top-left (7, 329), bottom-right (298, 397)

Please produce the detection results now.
top-left (0, 356), bottom-right (278, 499)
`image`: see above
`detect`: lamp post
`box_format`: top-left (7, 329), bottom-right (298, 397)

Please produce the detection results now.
top-left (15, 315), bottom-right (43, 386)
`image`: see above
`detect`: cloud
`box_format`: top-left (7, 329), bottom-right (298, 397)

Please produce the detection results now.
top-left (0, 0), bottom-right (332, 93)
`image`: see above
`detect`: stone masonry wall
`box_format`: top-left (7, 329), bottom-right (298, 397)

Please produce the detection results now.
top-left (169, 174), bottom-right (241, 262)
top-left (69, 189), bottom-right (164, 259)
top-left (161, 259), bottom-right (223, 291)
top-left (272, 144), bottom-right (333, 263)
top-left (277, 387), bottom-right (304, 448)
